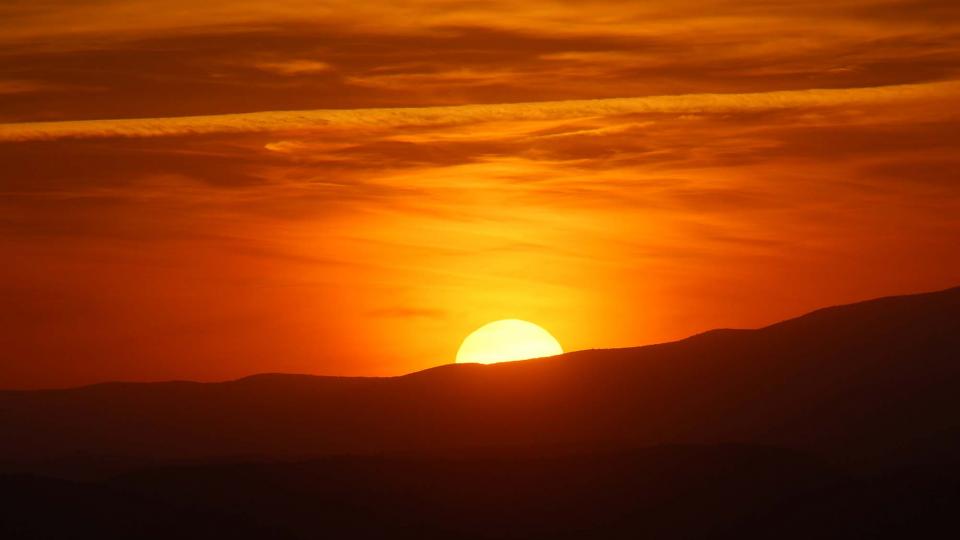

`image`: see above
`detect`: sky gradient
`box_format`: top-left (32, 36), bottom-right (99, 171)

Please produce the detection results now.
top-left (2, 0), bottom-right (959, 388)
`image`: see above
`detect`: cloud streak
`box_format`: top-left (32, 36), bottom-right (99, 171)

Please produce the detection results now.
top-left (2, 81), bottom-right (957, 142)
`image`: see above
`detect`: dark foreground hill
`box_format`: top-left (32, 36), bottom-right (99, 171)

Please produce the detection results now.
top-left (2, 286), bottom-right (959, 467)
top-left (0, 446), bottom-right (960, 540)
top-left (3, 445), bottom-right (958, 539)
top-left (0, 473), bottom-right (285, 539)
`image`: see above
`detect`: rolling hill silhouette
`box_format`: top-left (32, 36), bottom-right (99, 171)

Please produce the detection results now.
top-left (2, 286), bottom-right (959, 538)
top-left (2, 286), bottom-right (958, 467)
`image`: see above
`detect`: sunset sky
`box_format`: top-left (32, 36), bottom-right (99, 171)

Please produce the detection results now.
top-left (2, 0), bottom-right (959, 388)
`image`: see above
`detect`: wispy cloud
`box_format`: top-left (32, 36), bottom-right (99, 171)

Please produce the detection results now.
top-left (2, 80), bottom-right (957, 142)
top-left (252, 59), bottom-right (333, 75)
top-left (0, 80), bottom-right (52, 95)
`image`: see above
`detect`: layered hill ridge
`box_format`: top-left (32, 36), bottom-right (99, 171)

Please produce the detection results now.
top-left (2, 285), bottom-right (959, 466)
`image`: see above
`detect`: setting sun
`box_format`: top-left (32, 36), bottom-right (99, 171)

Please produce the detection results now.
top-left (2, 1), bottom-right (958, 537)
top-left (455, 319), bottom-right (563, 364)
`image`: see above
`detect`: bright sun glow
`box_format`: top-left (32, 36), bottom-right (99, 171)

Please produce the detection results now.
top-left (455, 319), bottom-right (563, 364)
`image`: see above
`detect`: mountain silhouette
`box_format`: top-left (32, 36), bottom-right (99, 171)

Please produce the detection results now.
top-left (2, 286), bottom-right (960, 538)
top-left (2, 286), bottom-right (958, 468)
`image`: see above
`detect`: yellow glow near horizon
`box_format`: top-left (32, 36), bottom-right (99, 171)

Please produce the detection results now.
top-left (455, 319), bottom-right (563, 364)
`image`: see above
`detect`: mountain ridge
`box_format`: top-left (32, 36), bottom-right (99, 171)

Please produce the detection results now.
top-left (1, 284), bottom-right (958, 468)
top-left (5, 284), bottom-right (957, 393)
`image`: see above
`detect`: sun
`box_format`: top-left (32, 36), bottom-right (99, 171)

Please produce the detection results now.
top-left (455, 319), bottom-right (563, 364)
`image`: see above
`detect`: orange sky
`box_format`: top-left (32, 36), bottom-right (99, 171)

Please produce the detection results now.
top-left (2, 0), bottom-right (959, 388)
